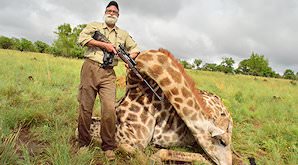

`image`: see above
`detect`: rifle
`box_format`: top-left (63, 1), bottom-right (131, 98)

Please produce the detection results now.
top-left (92, 31), bottom-right (163, 101)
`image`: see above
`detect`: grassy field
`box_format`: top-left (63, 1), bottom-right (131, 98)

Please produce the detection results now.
top-left (0, 49), bottom-right (297, 165)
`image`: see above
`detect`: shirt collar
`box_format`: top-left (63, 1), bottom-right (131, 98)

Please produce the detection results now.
top-left (103, 23), bottom-right (119, 33)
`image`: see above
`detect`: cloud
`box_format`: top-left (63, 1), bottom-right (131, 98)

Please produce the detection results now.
top-left (0, 0), bottom-right (297, 73)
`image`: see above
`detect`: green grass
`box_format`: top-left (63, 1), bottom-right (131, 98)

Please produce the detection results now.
top-left (0, 49), bottom-right (297, 164)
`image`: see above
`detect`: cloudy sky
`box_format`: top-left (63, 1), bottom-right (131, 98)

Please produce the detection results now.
top-left (1, 0), bottom-right (297, 73)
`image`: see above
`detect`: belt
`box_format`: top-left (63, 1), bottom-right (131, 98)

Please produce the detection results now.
top-left (85, 58), bottom-right (114, 69)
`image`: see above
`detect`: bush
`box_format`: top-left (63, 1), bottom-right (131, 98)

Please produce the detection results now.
top-left (0, 36), bottom-right (14, 49)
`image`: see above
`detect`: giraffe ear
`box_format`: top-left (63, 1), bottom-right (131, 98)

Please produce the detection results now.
top-left (209, 126), bottom-right (225, 137)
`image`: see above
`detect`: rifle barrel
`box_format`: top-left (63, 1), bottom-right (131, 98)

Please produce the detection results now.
top-left (143, 79), bottom-right (163, 101)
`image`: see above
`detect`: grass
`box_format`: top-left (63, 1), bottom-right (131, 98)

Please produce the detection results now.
top-left (0, 49), bottom-right (297, 164)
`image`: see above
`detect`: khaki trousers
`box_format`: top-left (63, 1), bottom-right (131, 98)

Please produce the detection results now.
top-left (77, 59), bottom-right (117, 151)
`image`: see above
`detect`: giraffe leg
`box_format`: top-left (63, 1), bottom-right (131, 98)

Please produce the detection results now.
top-left (150, 149), bottom-right (212, 165)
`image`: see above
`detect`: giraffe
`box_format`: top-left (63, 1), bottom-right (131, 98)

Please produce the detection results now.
top-left (88, 48), bottom-right (233, 165)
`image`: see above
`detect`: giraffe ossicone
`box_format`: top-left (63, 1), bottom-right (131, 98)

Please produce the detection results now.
top-left (89, 49), bottom-right (234, 165)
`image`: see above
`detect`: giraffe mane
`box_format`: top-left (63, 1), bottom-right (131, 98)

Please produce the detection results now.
top-left (157, 48), bottom-right (212, 117)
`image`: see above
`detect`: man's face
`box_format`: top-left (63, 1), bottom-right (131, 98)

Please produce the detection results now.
top-left (104, 6), bottom-right (119, 25)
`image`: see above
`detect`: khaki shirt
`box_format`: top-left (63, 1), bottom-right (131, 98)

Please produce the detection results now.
top-left (78, 22), bottom-right (140, 66)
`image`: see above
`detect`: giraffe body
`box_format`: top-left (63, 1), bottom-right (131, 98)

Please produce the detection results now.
top-left (90, 49), bottom-right (233, 165)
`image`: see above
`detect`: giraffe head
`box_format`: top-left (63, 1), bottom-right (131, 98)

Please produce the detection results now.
top-left (203, 119), bottom-right (233, 165)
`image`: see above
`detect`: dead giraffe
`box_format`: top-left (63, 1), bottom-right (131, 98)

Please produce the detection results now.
top-left (89, 49), bottom-right (233, 165)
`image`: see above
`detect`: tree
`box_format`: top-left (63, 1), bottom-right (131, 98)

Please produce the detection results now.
top-left (180, 60), bottom-right (192, 69)
top-left (16, 38), bottom-right (36, 52)
top-left (236, 52), bottom-right (274, 77)
top-left (283, 69), bottom-right (296, 80)
top-left (52, 23), bottom-right (86, 58)
top-left (34, 40), bottom-right (50, 53)
top-left (0, 36), bottom-right (14, 49)
top-left (202, 63), bottom-right (218, 71)
top-left (218, 57), bottom-right (235, 74)
top-left (193, 59), bottom-right (202, 70)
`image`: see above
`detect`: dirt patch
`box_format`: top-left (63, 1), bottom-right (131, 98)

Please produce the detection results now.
top-left (16, 127), bottom-right (48, 157)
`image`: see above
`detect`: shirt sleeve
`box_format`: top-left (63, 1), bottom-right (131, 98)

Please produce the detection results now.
top-left (77, 22), bottom-right (98, 46)
top-left (124, 33), bottom-right (140, 54)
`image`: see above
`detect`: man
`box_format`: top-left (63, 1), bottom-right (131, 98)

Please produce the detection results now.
top-left (77, 1), bottom-right (140, 160)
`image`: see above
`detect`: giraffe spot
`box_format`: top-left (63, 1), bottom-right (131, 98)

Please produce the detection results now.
top-left (130, 87), bottom-right (138, 94)
top-left (140, 111), bottom-right (148, 123)
top-left (149, 50), bottom-right (159, 54)
top-left (144, 106), bottom-right (149, 112)
top-left (164, 101), bottom-right (172, 109)
top-left (149, 64), bottom-right (163, 76)
top-left (176, 126), bottom-right (186, 135)
top-left (131, 123), bottom-right (141, 130)
top-left (147, 118), bottom-right (154, 126)
top-left (174, 97), bottom-right (183, 103)
top-left (194, 126), bottom-right (205, 134)
top-left (209, 100), bottom-right (215, 106)
top-left (156, 115), bottom-right (162, 126)
top-left (121, 100), bottom-right (129, 107)
top-left (129, 104), bottom-right (140, 113)
top-left (136, 129), bottom-right (142, 139)
top-left (124, 139), bottom-right (130, 144)
top-left (129, 93), bottom-right (138, 101)
top-left (136, 61), bottom-right (144, 69)
top-left (160, 77), bottom-right (171, 87)
top-left (166, 67), bottom-right (182, 84)
top-left (127, 113), bottom-right (138, 122)
top-left (173, 103), bottom-right (181, 110)
top-left (119, 132), bottom-right (124, 137)
top-left (160, 111), bottom-right (167, 120)
top-left (170, 88), bottom-right (179, 95)
top-left (126, 132), bottom-right (131, 139)
top-left (187, 100), bottom-right (194, 107)
top-left (148, 68), bottom-right (158, 79)
top-left (194, 102), bottom-right (200, 110)
top-left (138, 53), bottom-right (153, 62)
top-left (136, 95), bottom-right (145, 104)
top-left (171, 60), bottom-right (176, 68)
top-left (164, 91), bottom-right (172, 100)
top-left (157, 54), bottom-right (168, 64)
top-left (116, 109), bottom-right (126, 119)
top-left (153, 102), bottom-right (162, 110)
top-left (191, 113), bottom-right (198, 120)
top-left (141, 126), bottom-right (148, 136)
top-left (157, 135), bottom-right (162, 139)
top-left (182, 107), bottom-right (192, 116)
top-left (164, 136), bottom-right (170, 141)
top-left (181, 87), bottom-right (192, 98)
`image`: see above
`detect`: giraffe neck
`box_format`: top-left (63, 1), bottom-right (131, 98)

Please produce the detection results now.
top-left (135, 49), bottom-right (212, 121)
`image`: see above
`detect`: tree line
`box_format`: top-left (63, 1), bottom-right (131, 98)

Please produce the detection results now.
top-left (180, 54), bottom-right (298, 80)
top-left (0, 23), bottom-right (297, 80)
top-left (0, 23), bottom-right (86, 58)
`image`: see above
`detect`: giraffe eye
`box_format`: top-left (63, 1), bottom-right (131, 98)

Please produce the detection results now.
top-left (218, 138), bottom-right (227, 147)
top-left (213, 135), bottom-right (227, 147)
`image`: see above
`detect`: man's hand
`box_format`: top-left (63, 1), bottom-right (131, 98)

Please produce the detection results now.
top-left (103, 42), bottom-right (117, 55)
top-left (86, 39), bottom-right (117, 54)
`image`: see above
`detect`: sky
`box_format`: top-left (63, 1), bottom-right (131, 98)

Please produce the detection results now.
top-left (1, 0), bottom-right (297, 74)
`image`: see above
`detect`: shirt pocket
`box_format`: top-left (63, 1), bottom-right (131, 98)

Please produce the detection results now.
top-left (116, 36), bottom-right (125, 47)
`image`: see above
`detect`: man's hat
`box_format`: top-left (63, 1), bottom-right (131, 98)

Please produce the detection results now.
top-left (106, 1), bottom-right (119, 11)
